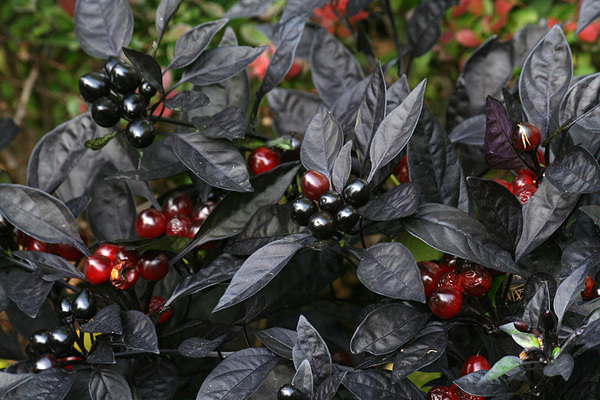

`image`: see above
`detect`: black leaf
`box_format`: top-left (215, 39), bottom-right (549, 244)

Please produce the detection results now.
top-left (448, 115), bottom-right (486, 146)
top-left (313, 371), bottom-right (346, 400)
top-left (511, 22), bottom-right (549, 67)
top-left (367, 80), bottom-right (426, 182)
top-left (172, 131), bottom-right (252, 193)
top-left (292, 315), bottom-right (333, 386)
top-left (86, 341), bottom-right (115, 364)
top-left (167, 18), bottom-right (229, 70)
top-left (467, 177), bottom-right (523, 255)
top-left (577, 318), bottom-right (600, 354)
top-left (292, 359), bottom-right (313, 399)
top-left (196, 347), bottom-right (278, 399)
top-left (224, 0), bottom-right (277, 18)
top-left (21, 368), bottom-right (75, 400)
top-left (122, 47), bottom-right (164, 94)
top-left (165, 90), bottom-right (210, 112)
top-left (515, 179), bottom-right (579, 260)
top-left (178, 335), bottom-right (226, 358)
top-left (80, 304), bottom-right (122, 334)
top-left (561, 237), bottom-right (600, 278)
top-left (267, 89), bottom-right (322, 136)
top-left (116, 136), bottom-right (186, 181)
top-left (155, 0), bottom-right (182, 47)
top-left (65, 195), bottom-right (91, 218)
top-left (179, 46), bottom-right (267, 87)
top-left (346, 0), bottom-right (373, 16)
top-left (89, 369), bottom-right (133, 400)
top-left (576, 0), bottom-right (600, 34)
top-left (331, 76), bottom-right (370, 135)
top-left (0, 326), bottom-right (25, 361)
top-left (121, 310), bottom-right (159, 354)
top-left (355, 65), bottom-right (386, 169)
top-left (0, 117), bottom-right (18, 151)
top-left (391, 321), bottom-right (447, 382)
top-left (357, 242), bottom-right (425, 302)
top-left (4, 269), bottom-right (53, 318)
top-left (331, 141), bottom-right (353, 193)
top-left (545, 146), bottom-right (600, 194)
top-left (453, 370), bottom-right (510, 397)
top-left (359, 182), bottom-right (419, 221)
top-left (14, 250), bottom-right (85, 281)
top-left (191, 106), bottom-right (246, 141)
top-left (519, 25), bottom-right (572, 137)
top-left (0, 372), bottom-right (35, 398)
top-left (5, 301), bottom-right (58, 341)
top-left (403, 203), bottom-right (521, 274)
top-left (344, 369), bottom-right (425, 400)
top-left (543, 353), bottom-right (574, 381)
top-left (522, 282), bottom-right (551, 330)
top-left (386, 75), bottom-right (411, 114)
top-left (503, 87), bottom-right (527, 126)
top-left (558, 73), bottom-right (600, 131)
top-left (580, 205), bottom-right (600, 227)
top-left (255, 327), bottom-right (298, 360)
top-left (350, 303), bottom-right (429, 355)
top-left (554, 265), bottom-right (587, 327)
top-left (74, 0), bottom-right (133, 59)
top-left (132, 358), bottom-right (178, 400)
top-left (213, 235), bottom-right (309, 312)
top-left (406, 0), bottom-right (459, 57)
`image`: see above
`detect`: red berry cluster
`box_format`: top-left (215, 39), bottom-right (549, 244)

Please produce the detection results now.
top-left (420, 255), bottom-right (493, 319)
top-left (427, 355), bottom-right (491, 400)
top-left (135, 192), bottom-right (216, 250)
top-left (146, 295), bottom-right (173, 325)
top-left (16, 230), bottom-right (85, 262)
top-left (248, 147), bottom-right (281, 175)
top-left (581, 275), bottom-right (600, 300)
top-left (491, 168), bottom-right (538, 205)
top-left (393, 155), bottom-right (410, 183)
top-left (84, 243), bottom-right (169, 290)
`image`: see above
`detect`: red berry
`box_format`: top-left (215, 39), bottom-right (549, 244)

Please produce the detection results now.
top-left (55, 243), bottom-right (84, 262)
top-left (148, 295), bottom-right (172, 324)
top-left (515, 184), bottom-right (537, 204)
top-left (418, 261), bottom-right (444, 297)
top-left (25, 237), bottom-right (55, 253)
top-left (491, 178), bottom-right (514, 194)
top-left (516, 169), bottom-right (536, 179)
top-left (300, 170), bottom-right (330, 200)
top-left (456, 387), bottom-right (485, 400)
top-left (135, 208), bottom-right (166, 238)
top-left (84, 255), bottom-right (113, 285)
top-left (428, 385), bottom-right (458, 400)
top-left (162, 192), bottom-right (193, 219)
top-left (110, 259), bottom-right (139, 290)
top-left (582, 275), bottom-right (595, 300)
top-left (137, 251), bottom-right (169, 281)
top-left (429, 286), bottom-right (463, 319)
top-left (249, 147), bottom-right (281, 175)
top-left (512, 173), bottom-right (534, 193)
top-left (459, 265), bottom-right (492, 297)
top-left (440, 254), bottom-right (457, 272)
top-left (393, 155), bottom-right (410, 183)
top-left (94, 243), bottom-right (122, 261)
top-left (166, 214), bottom-right (191, 237)
top-left (114, 248), bottom-right (140, 265)
top-left (331, 351), bottom-right (352, 366)
top-left (437, 271), bottom-right (462, 291)
top-left (460, 355), bottom-right (491, 376)
top-left (512, 122), bottom-right (541, 151)
top-left (190, 201), bottom-right (216, 223)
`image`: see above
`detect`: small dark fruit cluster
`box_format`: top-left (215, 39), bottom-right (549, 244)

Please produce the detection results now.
top-left (84, 243), bottom-right (169, 289)
top-left (420, 255), bottom-right (493, 319)
top-left (290, 170), bottom-right (370, 240)
top-left (248, 147), bottom-right (281, 175)
top-left (135, 191), bottom-right (216, 250)
top-left (16, 230), bottom-right (85, 261)
top-left (581, 275), bottom-right (600, 300)
top-left (427, 355), bottom-right (491, 400)
top-left (79, 56), bottom-right (158, 148)
top-left (491, 168), bottom-right (538, 205)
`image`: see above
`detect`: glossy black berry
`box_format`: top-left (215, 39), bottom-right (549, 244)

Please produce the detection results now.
top-left (335, 205), bottom-right (359, 232)
top-left (57, 298), bottom-right (73, 318)
top-left (319, 191), bottom-right (343, 213)
top-left (79, 71), bottom-right (109, 102)
top-left (139, 81), bottom-right (157, 100)
top-left (277, 384), bottom-right (304, 400)
top-left (48, 327), bottom-right (74, 356)
top-left (30, 330), bottom-right (51, 354)
top-left (122, 93), bottom-right (146, 120)
top-left (72, 289), bottom-right (96, 321)
top-left (110, 63), bottom-right (141, 94)
top-left (308, 211), bottom-right (336, 240)
top-left (342, 178), bottom-right (370, 207)
top-left (125, 119), bottom-right (155, 148)
top-left (104, 56), bottom-right (125, 75)
top-left (290, 197), bottom-right (317, 226)
top-left (32, 353), bottom-right (57, 373)
top-left (91, 96), bottom-right (121, 127)
top-left (541, 310), bottom-right (556, 331)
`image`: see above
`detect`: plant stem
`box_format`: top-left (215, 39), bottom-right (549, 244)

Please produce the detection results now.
top-left (150, 116), bottom-right (195, 128)
top-left (380, 0), bottom-right (403, 76)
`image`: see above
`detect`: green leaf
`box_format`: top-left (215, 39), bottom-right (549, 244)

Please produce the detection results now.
top-left (480, 356), bottom-right (522, 382)
top-left (85, 130), bottom-right (119, 150)
top-left (511, 332), bottom-right (540, 349)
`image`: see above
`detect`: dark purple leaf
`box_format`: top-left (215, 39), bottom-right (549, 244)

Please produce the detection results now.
top-left (121, 310), bottom-right (159, 354)
top-left (515, 179), bottom-right (579, 260)
top-left (171, 162), bottom-right (301, 264)
top-left (27, 113), bottom-right (96, 194)
top-left (0, 372), bottom-right (34, 398)
top-left (522, 282), bottom-right (551, 330)
top-left (155, 0), bottom-right (182, 46)
top-left (0, 118), bottom-right (18, 151)
top-left (350, 303), bottom-right (429, 355)
top-left (191, 106), bottom-right (246, 141)
top-left (293, 315), bottom-right (333, 386)
top-left (80, 304), bottom-right (122, 334)
top-left (511, 22), bottom-right (549, 67)
top-left (346, 0), bottom-right (373, 16)
top-left (4, 270), bottom-right (53, 318)
top-left (313, 371), bottom-right (346, 400)
top-left (172, 132), bottom-right (252, 192)
top-left (196, 347), bottom-right (278, 399)
top-left (406, 0), bottom-right (459, 57)
top-left (0, 325), bottom-right (24, 361)
top-left (392, 321), bottom-right (447, 382)
top-left (467, 177), bottom-right (523, 255)
top-left (0, 184), bottom-right (88, 255)
top-left (386, 76), bottom-right (410, 114)
top-left (448, 114), bottom-right (486, 146)
top-left (408, 108), bottom-right (469, 212)
top-left (519, 25), bottom-right (572, 137)
top-left (116, 136), bottom-right (186, 181)
top-left (300, 104), bottom-right (344, 183)
top-left (13, 250), bottom-right (85, 281)
top-left (213, 235), bottom-right (308, 312)
top-left (255, 327), bottom-right (297, 360)
top-left (577, 318), bottom-right (600, 354)
top-left (576, 0), bottom-right (600, 34)
top-left (65, 195), bottom-right (91, 218)
top-left (355, 65), bottom-right (386, 169)
top-left (331, 76), bottom-right (370, 135)
top-left (403, 203), bottom-right (521, 274)
top-left (122, 47), bottom-right (164, 94)
top-left (178, 335), bottom-right (226, 358)
top-left (267, 89), bottom-right (321, 136)
top-left (367, 80), bottom-right (425, 182)
top-left (132, 359), bottom-right (178, 400)
top-left (167, 18), bottom-right (229, 70)
top-left (357, 242), bottom-right (425, 302)
top-left (165, 90), bottom-right (210, 112)
top-left (74, 0), bottom-right (133, 59)
top-left (484, 96), bottom-right (533, 170)
top-left (311, 27), bottom-right (365, 108)
top-left (5, 301), bottom-right (58, 342)
top-left (454, 370), bottom-right (510, 397)
top-left (179, 46), bottom-right (266, 86)
top-left (225, 0), bottom-right (277, 18)
top-left (543, 353), bottom-right (574, 380)
top-left (20, 368), bottom-right (75, 400)
top-left (89, 369), bottom-right (133, 400)
top-left (86, 341), bottom-right (116, 364)
top-left (580, 205), bottom-right (600, 227)
top-left (331, 142), bottom-right (353, 193)
top-left (546, 146), bottom-right (600, 194)
top-left (55, 147), bottom-right (104, 205)
top-left (344, 369), bottom-right (425, 400)
top-left (359, 182), bottom-right (419, 221)
top-left (558, 73), bottom-right (600, 129)
top-left (503, 88), bottom-right (527, 127)
top-left (292, 359), bottom-right (313, 399)
top-left (554, 265), bottom-right (588, 327)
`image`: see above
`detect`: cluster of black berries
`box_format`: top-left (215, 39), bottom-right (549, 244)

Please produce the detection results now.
top-left (290, 170), bottom-right (370, 240)
top-left (26, 290), bottom-right (96, 372)
top-left (79, 56), bottom-right (157, 148)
